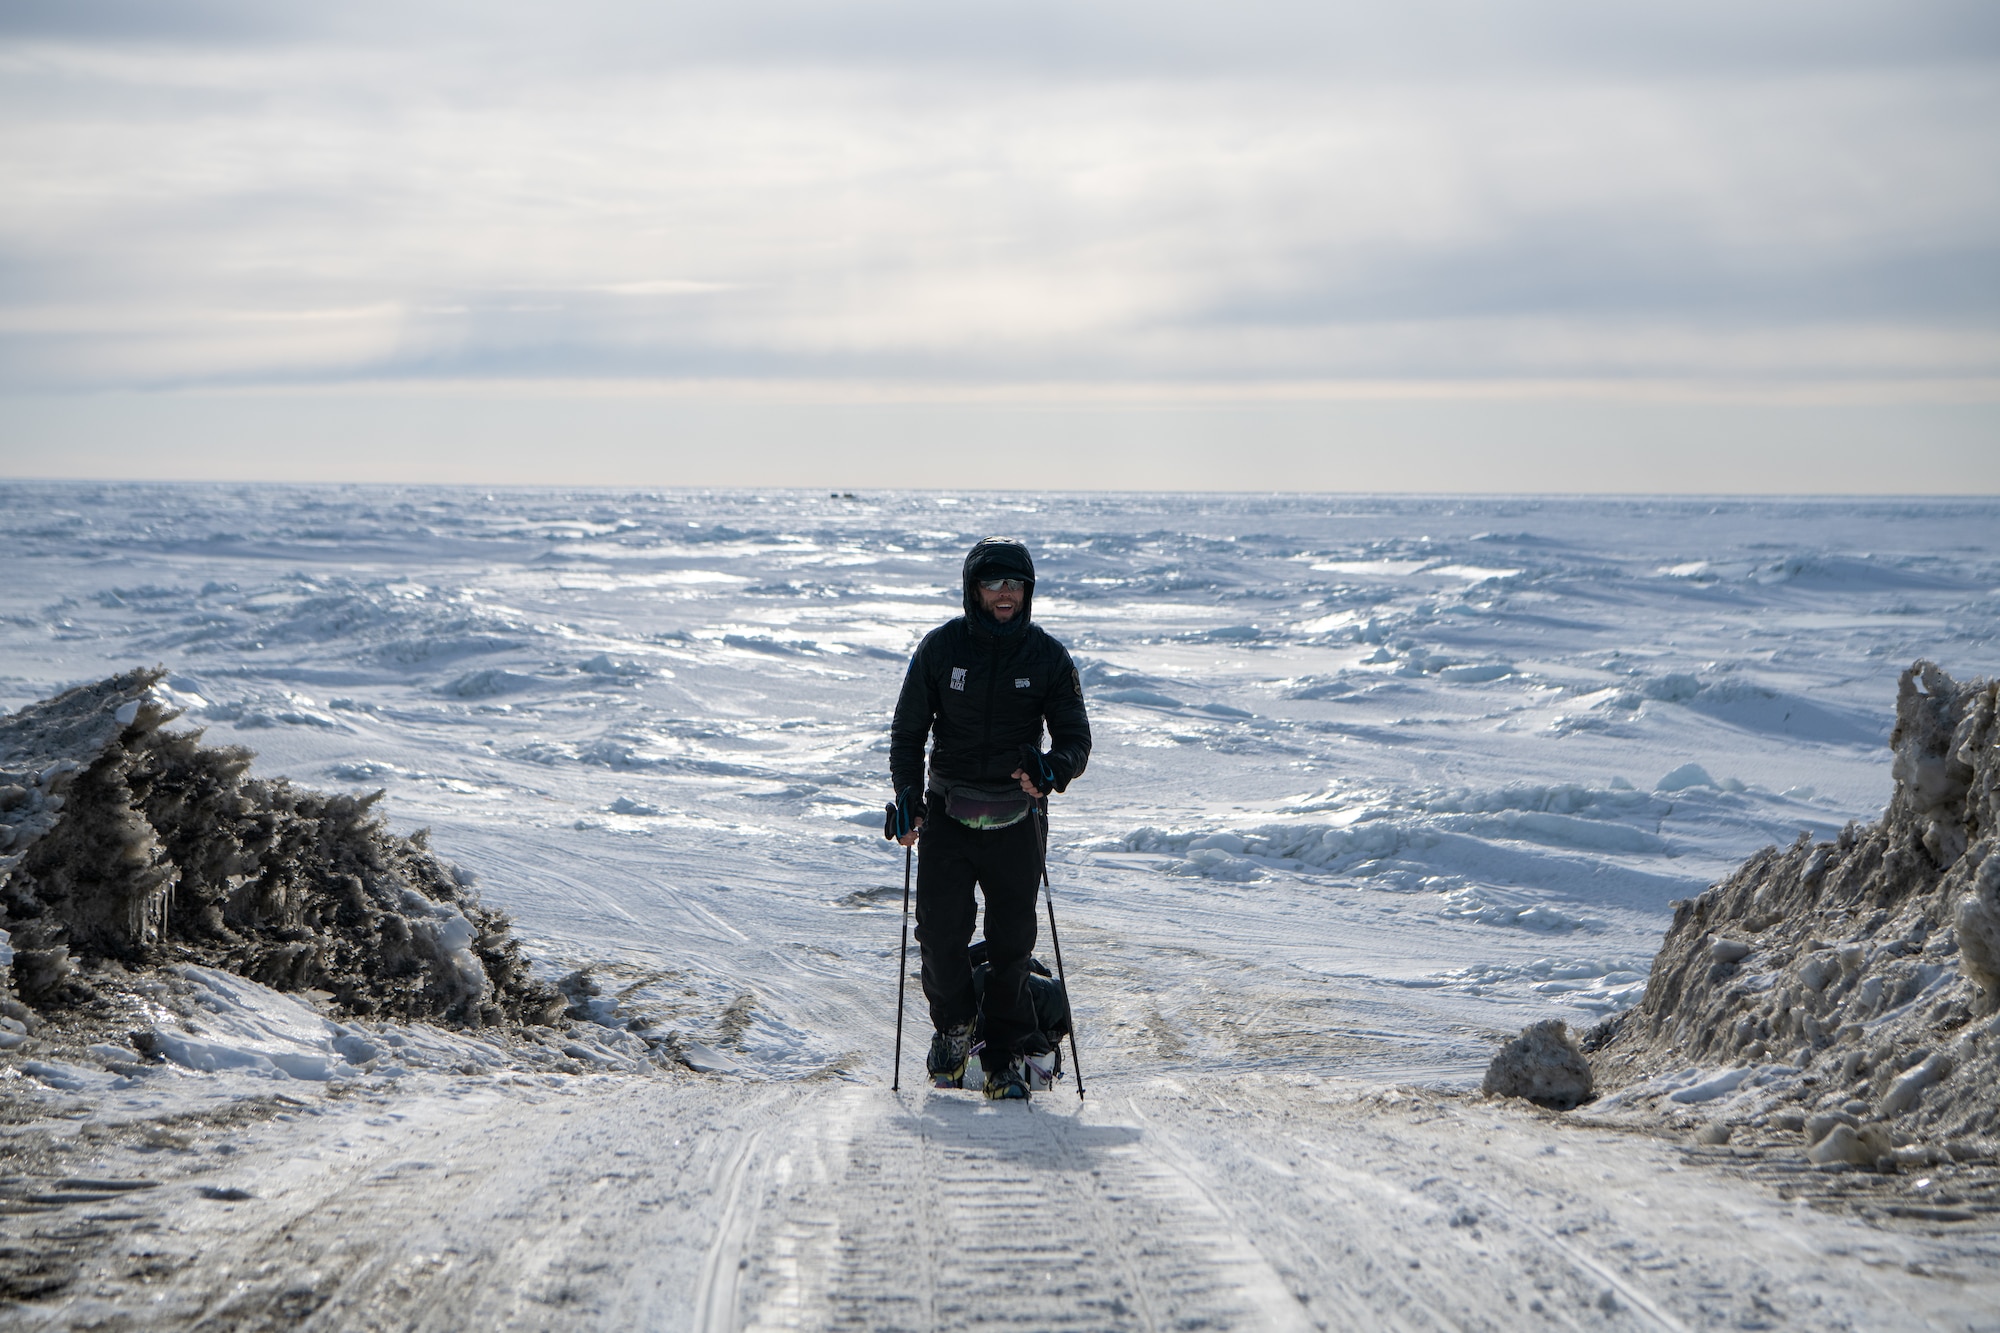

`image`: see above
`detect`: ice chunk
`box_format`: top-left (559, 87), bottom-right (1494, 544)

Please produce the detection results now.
top-left (331, 1031), bottom-right (384, 1064)
top-left (443, 668), bottom-right (541, 698)
top-left (1806, 1121), bottom-right (1893, 1167)
top-left (19, 1060), bottom-right (100, 1091)
top-left (1655, 763), bottom-right (1717, 792)
top-left (1804, 1110), bottom-right (1858, 1146)
top-left (1642, 673), bottom-right (1704, 704)
top-left (580, 652), bottom-right (658, 676)
top-left (682, 1041), bottom-right (742, 1074)
top-left (609, 796), bottom-right (665, 816)
top-left (1880, 1051), bottom-right (1953, 1116)
top-left (1958, 852), bottom-right (2000, 1010)
top-left (397, 892), bottom-right (490, 1008)
top-left (1482, 1019), bottom-right (1593, 1109)
top-left (1666, 1065), bottom-right (1756, 1103)
top-left (1170, 847), bottom-right (1264, 881)
top-left (1437, 663), bottom-right (1513, 683)
top-left (1709, 939), bottom-right (1752, 965)
top-left (1439, 888), bottom-right (1592, 933)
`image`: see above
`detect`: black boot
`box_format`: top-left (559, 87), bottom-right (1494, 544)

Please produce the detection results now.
top-left (926, 1021), bottom-right (972, 1088)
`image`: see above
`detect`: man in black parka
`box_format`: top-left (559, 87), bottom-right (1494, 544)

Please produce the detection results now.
top-left (890, 536), bottom-right (1091, 1099)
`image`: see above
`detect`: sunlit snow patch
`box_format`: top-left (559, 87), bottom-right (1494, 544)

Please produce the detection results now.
top-left (1309, 559), bottom-right (1433, 577)
top-left (1120, 777), bottom-right (1683, 888)
top-left (144, 966), bottom-right (378, 1080)
top-left (1435, 663), bottom-right (1514, 683)
top-left (1294, 610), bottom-right (1364, 635)
top-left (327, 759), bottom-right (406, 783)
top-left (205, 691), bottom-right (350, 730)
top-left (150, 673), bottom-right (212, 715)
top-left (1440, 956), bottom-right (1650, 1013)
top-left (1097, 687), bottom-right (1186, 708)
top-left (1591, 1062), bottom-right (1802, 1114)
top-left (1422, 565), bottom-right (1523, 582)
top-left (1438, 886), bottom-right (1599, 933)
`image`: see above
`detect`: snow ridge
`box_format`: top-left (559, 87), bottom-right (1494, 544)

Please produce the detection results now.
top-left (0, 669), bottom-right (562, 1028)
top-left (1593, 661), bottom-right (2000, 1164)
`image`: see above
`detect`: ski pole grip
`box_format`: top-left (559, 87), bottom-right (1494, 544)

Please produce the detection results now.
top-left (1018, 744), bottom-right (1056, 795)
top-left (882, 802), bottom-right (897, 840)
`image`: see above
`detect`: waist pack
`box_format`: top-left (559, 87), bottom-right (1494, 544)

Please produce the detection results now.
top-left (941, 784), bottom-right (1031, 830)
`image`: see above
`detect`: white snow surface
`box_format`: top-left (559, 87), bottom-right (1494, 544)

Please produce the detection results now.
top-left (145, 966), bottom-right (376, 1081)
top-left (3, 486), bottom-right (1999, 1328)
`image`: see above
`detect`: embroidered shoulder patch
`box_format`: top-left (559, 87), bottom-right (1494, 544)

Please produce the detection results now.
top-left (950, 667), bottom-right (967, 691)
top-left (1015, 677), bottom-right (1030, 688)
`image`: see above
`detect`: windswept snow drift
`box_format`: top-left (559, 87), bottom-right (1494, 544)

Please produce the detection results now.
top-left (0, 669), bottom-right (564, 1028)
top-left (1587, 661), bottom-right (2000, 1165)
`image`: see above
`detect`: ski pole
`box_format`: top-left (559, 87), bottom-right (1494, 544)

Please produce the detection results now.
top-left (1037, 797), bottom-right (1085, 1100)
top-left (892, 833), bottom-right (913, 1092)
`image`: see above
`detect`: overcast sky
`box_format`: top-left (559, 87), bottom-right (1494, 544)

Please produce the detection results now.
top-left (2, 0), bottom-right (1995, 489)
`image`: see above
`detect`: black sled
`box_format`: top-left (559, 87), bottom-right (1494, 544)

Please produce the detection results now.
top-left (965, 939), bottom-right (1069, 1091)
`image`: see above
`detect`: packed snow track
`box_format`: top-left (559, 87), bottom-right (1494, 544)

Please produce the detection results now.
top-left (10, 1072), bottom-right (1996, 1331)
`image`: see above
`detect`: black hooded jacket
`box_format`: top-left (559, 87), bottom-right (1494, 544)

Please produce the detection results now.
top-left (890, 537), bottom-right (1091, 799)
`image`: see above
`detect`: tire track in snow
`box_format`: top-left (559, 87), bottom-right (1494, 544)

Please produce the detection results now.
top-left (1452, 1188), bottom-right (1687, 1333)
top-left (37, 1080), bottom-right (804, 1333)
top-left (694, 1122), bottom-right (771, 1332)
top-left (1185, 1096), bottom-right (1654, 1331)
top-left (1123, 1075), bottom-right (1980, 1332)
top-left (733, 1085), bottom-right (1312, 1331)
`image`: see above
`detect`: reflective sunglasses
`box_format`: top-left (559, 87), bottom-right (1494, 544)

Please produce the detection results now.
top-left (979, 578), bottom-right (1025, 593)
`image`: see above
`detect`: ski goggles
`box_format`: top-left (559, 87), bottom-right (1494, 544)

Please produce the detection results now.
top-left (978, 578), bottom-right (1026, 592)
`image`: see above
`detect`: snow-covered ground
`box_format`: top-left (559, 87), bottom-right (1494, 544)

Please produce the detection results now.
top-left (3, 486), bottom-right (1998, 1328)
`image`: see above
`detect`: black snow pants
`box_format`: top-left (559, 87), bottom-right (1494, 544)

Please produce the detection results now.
top-left (914, 795), bottom-right (1046, 1059)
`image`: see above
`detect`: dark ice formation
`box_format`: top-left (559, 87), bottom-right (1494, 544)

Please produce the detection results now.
top-left (1481, 1018), bottom-right (1595, 1109)
top-left (1589, 660), bottom-right (2000, 1163)
top-left (0, 669), bottom-right (564, 1027)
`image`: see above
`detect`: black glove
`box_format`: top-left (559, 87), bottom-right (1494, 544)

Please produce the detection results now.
top-left (883, 785), bottom-right (926, 840)
top-left (1018, 745), bottom-right (1059, 797)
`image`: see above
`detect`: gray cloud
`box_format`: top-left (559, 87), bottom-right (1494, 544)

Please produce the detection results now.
top-left (6, 1), bottom-right (1995, 75)
top-left (0, 2), bottom-right (1994, 396)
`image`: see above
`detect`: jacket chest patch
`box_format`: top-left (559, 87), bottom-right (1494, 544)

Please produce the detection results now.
top-left (1015, 678), bottom-right (1030, 688)
top-left (950, 667), bottom-right (967, 691)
